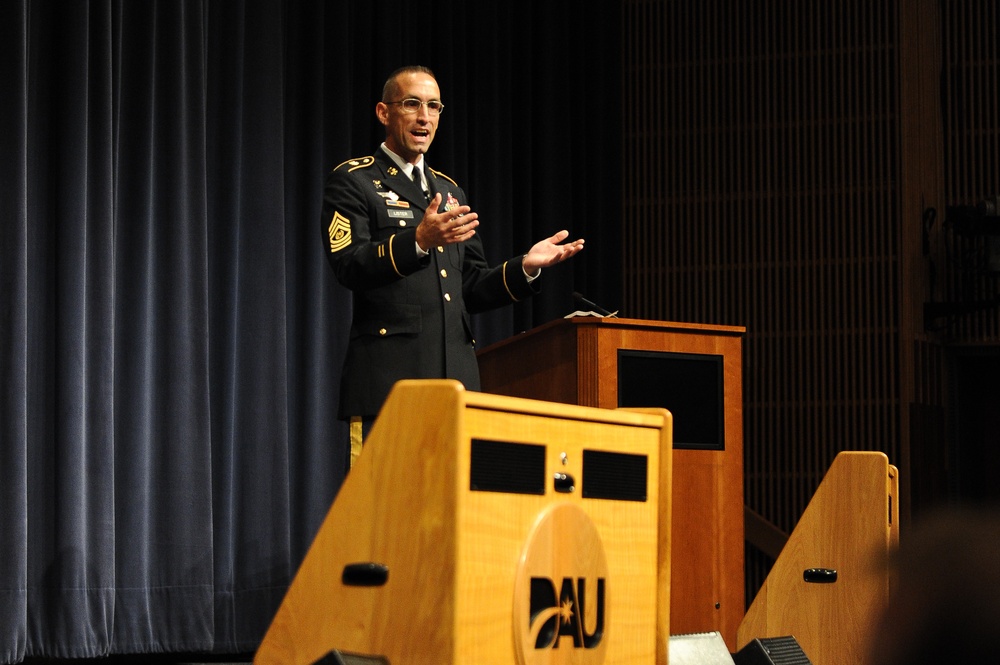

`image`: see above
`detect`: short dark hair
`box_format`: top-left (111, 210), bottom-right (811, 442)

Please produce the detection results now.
top-left (382, 66), bottom-right (436, 102)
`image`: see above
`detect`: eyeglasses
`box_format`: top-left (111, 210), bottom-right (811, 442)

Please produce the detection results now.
top-left (386, 98), bottom-right (445, 116)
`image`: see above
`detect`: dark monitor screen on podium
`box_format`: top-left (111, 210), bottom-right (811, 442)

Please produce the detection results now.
top-left (617, 350), bottom-right (725, 451)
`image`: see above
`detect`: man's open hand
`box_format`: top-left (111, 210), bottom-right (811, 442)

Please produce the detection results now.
top-left (523, 230), bottom-right (586, 276)
top-left (415, 193), bottom-right (479, 251)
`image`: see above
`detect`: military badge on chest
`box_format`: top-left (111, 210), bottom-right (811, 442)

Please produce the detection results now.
top-left (377, 187), bottom-right (410, 206)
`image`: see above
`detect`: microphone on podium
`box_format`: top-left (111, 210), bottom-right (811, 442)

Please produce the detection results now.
top-left (571, 291), bottom-right (618, 318)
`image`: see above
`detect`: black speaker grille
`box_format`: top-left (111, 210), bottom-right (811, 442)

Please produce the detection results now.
top-left (469, 439), bottom-right (546, 495)
top-left (734, 636), bottom-right (812, 665)
top-left (582, 449), bottom-right (648, 501)
top-left (758, 636), bottom-right (811, 664)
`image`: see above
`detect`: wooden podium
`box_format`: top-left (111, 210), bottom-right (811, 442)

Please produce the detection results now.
top-left (478, 316), bottom-right (746, 648)
top-left (737, 452), bottom-right (899, 664)
top-left (255, 380), bottom-right (673, 665)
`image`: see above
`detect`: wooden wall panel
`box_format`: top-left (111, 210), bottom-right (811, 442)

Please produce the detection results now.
top-left (939, 1), bottom-right (1000, 340)
top-left (622, 0), bottom-right (905, 603)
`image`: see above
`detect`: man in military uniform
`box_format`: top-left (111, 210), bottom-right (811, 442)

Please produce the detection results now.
top-left (322, 65), bottom-right (584, 466)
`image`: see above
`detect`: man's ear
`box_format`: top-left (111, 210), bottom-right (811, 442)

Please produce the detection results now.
top-left (375, 102), bottom-right (389, 126)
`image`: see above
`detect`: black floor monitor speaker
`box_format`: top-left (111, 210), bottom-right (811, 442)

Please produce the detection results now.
top-left (733, 636), bottom-right (812, 665)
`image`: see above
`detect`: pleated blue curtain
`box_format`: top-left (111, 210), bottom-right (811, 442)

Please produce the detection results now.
top-left (2, 2), bottom-right (349, 659)
top-left (0, 0), bottom-right (621, 661)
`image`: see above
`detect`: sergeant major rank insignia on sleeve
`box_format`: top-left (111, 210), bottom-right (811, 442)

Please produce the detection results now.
top-left (328, 211), bottom-right (352, 252)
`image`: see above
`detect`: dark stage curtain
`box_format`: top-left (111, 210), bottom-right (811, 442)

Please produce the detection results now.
top-left (0, 0), bottom-right (620, 661)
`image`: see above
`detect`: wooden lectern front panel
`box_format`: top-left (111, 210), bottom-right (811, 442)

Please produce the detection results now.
top-left (456, 406), bottom-right (663, 664)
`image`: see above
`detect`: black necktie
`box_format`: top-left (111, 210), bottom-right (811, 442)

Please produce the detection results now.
top-left (412, 167), bottom-right (429, 200)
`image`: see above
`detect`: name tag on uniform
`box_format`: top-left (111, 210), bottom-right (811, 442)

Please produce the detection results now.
top-left (388, 209), bottom-right (415, 219)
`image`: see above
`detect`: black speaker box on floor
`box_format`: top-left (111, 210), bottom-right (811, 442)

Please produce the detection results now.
top-left (733, 636), bottom-right (812, 665)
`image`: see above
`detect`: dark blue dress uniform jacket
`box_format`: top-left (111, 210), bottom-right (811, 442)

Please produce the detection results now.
top-left (322, 148), bottom-right (539, 420)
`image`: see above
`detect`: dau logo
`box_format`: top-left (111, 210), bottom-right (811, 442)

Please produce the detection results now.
top-left (529, 575), bottom-right (606, 649)
top-left (513, 503), bottom-right (610, 665)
